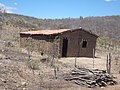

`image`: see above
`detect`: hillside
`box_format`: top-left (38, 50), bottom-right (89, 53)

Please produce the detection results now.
top-left (0, 13), bottom-right (120, 41)
top-left (0, 37), bottom-right (119, 90)
top-left (0, 13), bottom-right (120, 90)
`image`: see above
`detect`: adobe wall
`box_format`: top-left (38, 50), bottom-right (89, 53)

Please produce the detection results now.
top-left (20, 34), bottom-right (59, 56)
top-left (60, 29), bottom-right (97, 57)
top-left (20, 29), bottom-right (97, 58)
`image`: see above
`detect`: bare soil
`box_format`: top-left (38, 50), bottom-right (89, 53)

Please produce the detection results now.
top-left (0, 46), bottom-right (120, 90)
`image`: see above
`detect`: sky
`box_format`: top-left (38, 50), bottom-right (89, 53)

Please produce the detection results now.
top-left (0, 0), bottom-right (120, 19)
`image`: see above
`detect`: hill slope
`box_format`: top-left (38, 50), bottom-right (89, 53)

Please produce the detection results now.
top-left (0, 13), bottom-right (120, 41)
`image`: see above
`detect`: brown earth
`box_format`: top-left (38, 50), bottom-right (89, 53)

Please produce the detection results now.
top-left (0, 45), bottom-right (120, 90)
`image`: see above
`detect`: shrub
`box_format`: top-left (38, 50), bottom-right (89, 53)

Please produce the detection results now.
top-left (26, 60), bottom-right (40, 70)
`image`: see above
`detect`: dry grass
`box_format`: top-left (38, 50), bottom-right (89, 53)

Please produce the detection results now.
top-left (0, 45), bottom-right (120, 90)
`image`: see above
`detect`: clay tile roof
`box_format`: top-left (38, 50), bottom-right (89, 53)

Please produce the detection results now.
top-left (20, 28), bottom-right (98, 37)
top-left (20, 29), bottom-right (71, 35)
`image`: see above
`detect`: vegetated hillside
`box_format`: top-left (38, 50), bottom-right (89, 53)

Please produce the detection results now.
top-left (0, 13), bottom-right (120, 41)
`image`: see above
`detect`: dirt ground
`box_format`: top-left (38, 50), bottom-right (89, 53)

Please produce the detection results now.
top-left (59, 49), bottom-right (120, 90)
top-left (0, 45), bottom-right (120, 90)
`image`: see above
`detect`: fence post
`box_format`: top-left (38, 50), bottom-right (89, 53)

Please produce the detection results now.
top-left (93, 48), bottom-right (95, 68)
top-left (119, 63), bottom-right (120, 74)
top-left (106, 53), bottom-right (112, 74)
top-left (108, 53), bottom-right (111, 74)
top-left (54, 66), bottom-right (57, 79)
top-left (106, 54), bottom-right (109, 73)
top-left (75, 57), bottom-right (77, 67)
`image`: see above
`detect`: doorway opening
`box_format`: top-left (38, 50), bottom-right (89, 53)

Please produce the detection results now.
top-left (62, 38), bottom-right (68, 57)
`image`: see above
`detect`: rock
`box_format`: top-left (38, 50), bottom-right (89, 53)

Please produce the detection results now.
top-left (21, 82), bottom-right (26, 86)
top-left (23, 88), bottom-right (26, 90)
top-left (0, 78), bottom-right (6, 83)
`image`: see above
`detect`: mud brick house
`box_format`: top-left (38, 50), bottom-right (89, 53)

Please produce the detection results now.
top-left (20, 28), bottom-right (98, 57)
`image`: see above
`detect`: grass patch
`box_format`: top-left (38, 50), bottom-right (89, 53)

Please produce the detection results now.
top-left (26, 60), bottom-right (40, 70)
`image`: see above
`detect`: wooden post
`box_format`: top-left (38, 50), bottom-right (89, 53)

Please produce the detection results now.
top-left (51, 44), bottom-right (55, 66)
top-left (108, 53), bottom-right (111, 74)
top-left (28, 49), bottom-right (30, 60)
top-left (107, 53), bottom-right (112, 74)
top-left (116, 45), bottom-right (119, 65)
top-left (106, 54), bottom-right (109, 73)
top-left (75, 57), bottom-right (77, 67)
top-left (19, 29), bottom-right (22, 53)
top-left (93, 48), bottom-right (95, 68)
top-left (54, 66), bottom-right (57, 79)
top-left (119, 63), bottom-right (120, 74)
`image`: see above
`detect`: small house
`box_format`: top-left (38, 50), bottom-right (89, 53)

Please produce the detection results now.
top-left (20, 28), bottom-right (98, 57)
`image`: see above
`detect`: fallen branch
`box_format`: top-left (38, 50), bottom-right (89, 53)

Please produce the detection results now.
top-left (64, 67), bottom-right (117, 88)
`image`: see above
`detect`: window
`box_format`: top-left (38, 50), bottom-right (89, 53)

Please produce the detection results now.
top-left (82, 40), bottom-right (87, 48)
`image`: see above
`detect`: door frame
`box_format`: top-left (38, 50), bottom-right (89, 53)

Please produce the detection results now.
top-left (62, 38), bottom-right (68, 57)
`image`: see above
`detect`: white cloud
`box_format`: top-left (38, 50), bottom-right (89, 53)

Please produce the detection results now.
top-left (0, 3), bottom-right (17, 13)
top-left (14, 3), bottom-right (18, 6)
top-left (105, 0), bottom-right (111, 1)
top-left (105, 0), bottom-right (119, 2)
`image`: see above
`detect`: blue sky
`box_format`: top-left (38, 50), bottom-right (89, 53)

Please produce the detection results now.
top-left (0, 0), bottom-right (120, 19)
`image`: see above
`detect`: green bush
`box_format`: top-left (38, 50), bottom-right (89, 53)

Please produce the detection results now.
top-left (97, 37), bottom-right (110, 47)
top-left (26, 60), bottom-right (40, 70)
